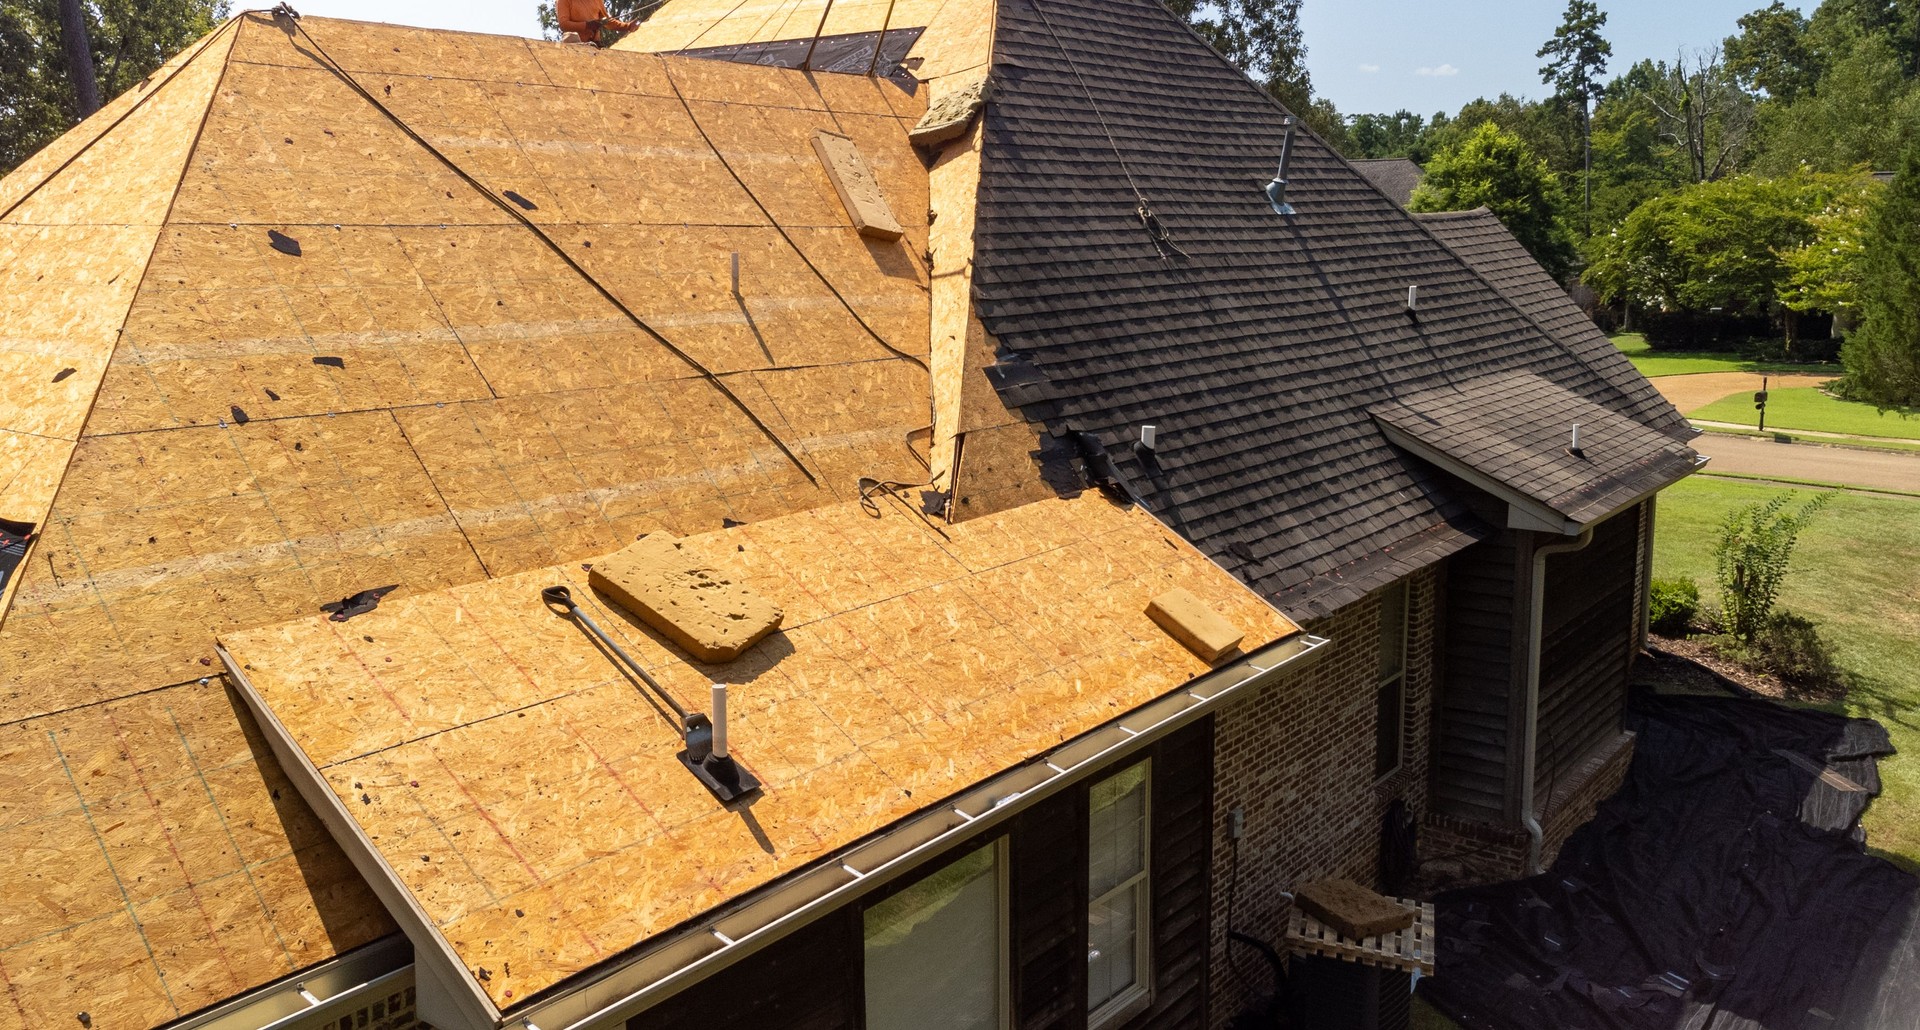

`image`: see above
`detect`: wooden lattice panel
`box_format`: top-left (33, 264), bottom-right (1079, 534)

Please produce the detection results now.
top-left (1286, 898), bottom-right (1436, 975)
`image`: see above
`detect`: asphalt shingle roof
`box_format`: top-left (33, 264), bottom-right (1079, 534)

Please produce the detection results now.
top-left (967, 0), bottom-right (1686, 616)
top-left (1417, 208), bottom-right (1688, 435)
top-left (1372, 371), bottom-right (1700, 526)
top-left (1352, 157), bottom-right (1424, 208)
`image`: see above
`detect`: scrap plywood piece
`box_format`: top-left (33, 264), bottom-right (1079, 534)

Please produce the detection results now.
top-left (1146, 587), bottom-right (1245, 662)
top-left (222, 492), bottom-right (1303, 1010)
top-left (811, 129), bottom-right (906, 241)
top-left (1294, 878), bottom-right (1416, 940)
top-left (910, 70), bottom-right (991, 146)
top-left (1287, 897), bottom-right (1437, 976)
top-left (589, 533), bottom-right (784, 661)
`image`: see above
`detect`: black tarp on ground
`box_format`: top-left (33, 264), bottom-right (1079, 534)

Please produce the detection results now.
top-left (1421, 690), bottom-right (1920, 1030)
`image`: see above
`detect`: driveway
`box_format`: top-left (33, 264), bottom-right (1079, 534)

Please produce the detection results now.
top-left (1692, 433), bottom-right (1920, 495)
top-left (1655, 371), bottom-right (1837, 414)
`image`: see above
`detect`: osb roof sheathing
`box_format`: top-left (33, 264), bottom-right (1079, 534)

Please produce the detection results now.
top-left (616, 0), bottom-right (951, 53)
top-left (0, 12), bottom-right (936, 1030)
top-left (221, 491), bottom-right (1300, 1011)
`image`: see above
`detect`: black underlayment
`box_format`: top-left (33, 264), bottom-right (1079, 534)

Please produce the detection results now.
top-left (1423, 689), bottom-right (1920, 1030)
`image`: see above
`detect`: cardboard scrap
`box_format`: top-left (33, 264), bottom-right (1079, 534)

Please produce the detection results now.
top-left (589, 533), bottom-right (783, 662)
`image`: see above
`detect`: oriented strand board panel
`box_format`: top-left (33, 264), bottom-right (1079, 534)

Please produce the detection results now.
top-left (615, 0), bottom-right (951, 53)
top-left (0, 14), bottom-right (960, 1030)
top-left (0, 679), bottom-right (393, 1030)
top-left (224, 492), bottom-right (1300, 1010)
top-left (0, 410), bottom-right (490, 721)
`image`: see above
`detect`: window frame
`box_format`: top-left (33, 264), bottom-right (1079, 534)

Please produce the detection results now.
top-left (858, 836), bottom-right (1011, 1030)
top-left (1373, 580), bottom-right (1411, 784)
top-left (1086, 758), bottom-right (1154, 1029)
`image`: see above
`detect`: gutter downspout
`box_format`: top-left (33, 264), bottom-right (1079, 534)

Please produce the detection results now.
top-left (1521, 526), bottom-right (1594, 874)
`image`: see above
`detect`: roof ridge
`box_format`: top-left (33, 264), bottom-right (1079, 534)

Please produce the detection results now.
top-left (0, 16), bottom-right (239, 223)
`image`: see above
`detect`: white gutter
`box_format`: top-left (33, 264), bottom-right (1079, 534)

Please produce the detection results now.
top-left (507, 632), bottom-right (1328, 1030)
top-left (163, 935), bottom-right (413, 1030)
top-left (1519, 527), bottom-right (1593, 874)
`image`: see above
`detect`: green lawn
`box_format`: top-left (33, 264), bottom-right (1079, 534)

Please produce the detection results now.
top-left (1653, 477), bottom-right (1920, 867)
top-left (1610, 332), bottom-right (1835, 378)
top-left (1690, 386), bottom-right (1920, 440)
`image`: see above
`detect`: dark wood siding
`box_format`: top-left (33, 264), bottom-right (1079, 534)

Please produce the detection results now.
top-left (631, 719), bottom-right (1218, 1030)
top-left (1434, 492), bottom-right (1524, 824)
top-left (1535, 505), bottom-right (1639, 799)
top-left (1123, 719), bottom-right (1215, 1030)
top-left (1013, 785), bottom-right (1088, 1030)
top-left (632, 909), bottom-right (859, 1030)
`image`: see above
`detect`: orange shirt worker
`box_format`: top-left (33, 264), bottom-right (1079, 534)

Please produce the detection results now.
top-left (556, 0), bottom-right (634, 45)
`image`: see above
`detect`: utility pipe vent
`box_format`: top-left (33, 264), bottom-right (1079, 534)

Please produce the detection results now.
top-left (1405, 285), bottom-right (1420, 312)
top-left (1265, 117), bottom-right (1297, 215)
top-left (1569, 423), bottom-right (1584, 458)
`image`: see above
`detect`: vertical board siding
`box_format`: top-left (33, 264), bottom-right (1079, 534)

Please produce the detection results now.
top-left (1434, 505), bottom-right (1521, 823)
top-left (1014, 786), bottom-right (1089, 1030)
top-left (630, 911), bottom-right (859, 1030)
top-left (1124, 718), bottom-right (1216, 1030)
top-left (1535, 506), bottom-right (1639, 798)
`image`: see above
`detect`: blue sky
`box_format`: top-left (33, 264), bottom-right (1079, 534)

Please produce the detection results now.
top-left (1301, 0), bottom-right (1769, 116)
top-left (294, 0), bottom-right (1769, 116)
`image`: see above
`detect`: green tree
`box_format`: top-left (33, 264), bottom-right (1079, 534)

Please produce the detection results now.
top-left (1410, 122), bottom-right (1576, 278)
top-left (1778, 169), bottom-right (1881, 329)
top-left (0, 0), bottom-right (224, 176)
top-left (1346, 109), bottom-right (1437, 161)
top-left (1752, 38), bottom-right (1920, 175)
top-left (1584, 171), bottom-right (1849, 316)
top-left (1537, 0), bottom-right (1613, 234)
top-left (1841, 148), bottom-right (1920, 405)
top-left (1165, 0), bottom-right (1314, 117)
top-left (1725, 2), bottom-right (1821, 102)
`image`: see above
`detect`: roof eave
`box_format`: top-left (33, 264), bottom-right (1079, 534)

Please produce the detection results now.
top-left (497, 631), bottom-right (1328, 1030)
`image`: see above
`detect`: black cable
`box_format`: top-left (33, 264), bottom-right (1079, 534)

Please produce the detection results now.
top-left (659, 64), bottom-right (931, 373)
top-left (283, 14), bottom-right (820, 485)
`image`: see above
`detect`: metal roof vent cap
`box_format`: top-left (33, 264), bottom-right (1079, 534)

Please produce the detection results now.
top-left (1265, 117), bottom-right (1297, 215)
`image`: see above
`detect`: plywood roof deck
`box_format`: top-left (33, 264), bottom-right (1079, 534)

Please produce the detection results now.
top-left (222, 491), bottom-right (1299, 1012)
top-left (0, 14), bottom-right (946, 1029)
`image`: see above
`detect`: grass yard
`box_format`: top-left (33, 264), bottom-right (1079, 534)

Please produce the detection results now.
top-left (1689, 386), bottom-right (1920, 440)
top-left (1610, 332), bottom-right (1832, 378)
top-left (1653, 477), bottom-right (1920, 868)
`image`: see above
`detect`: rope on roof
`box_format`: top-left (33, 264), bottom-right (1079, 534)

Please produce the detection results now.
top-left (660, 62), bottom-right (931, 373)
top-left (284, 14), bottom-right (821, 486)
top-left (0, 16), bottom-right (243, 223)
top-left (1024, 0), bottom-right (1189, 261)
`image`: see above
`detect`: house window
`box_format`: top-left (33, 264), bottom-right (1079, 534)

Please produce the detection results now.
top-left (1088, 760), bottom-right (1152, 1025)
top-left (864, 841), bottom-right (1006, 1030)
top-left (1375, 581), bottom-right (1409, 781)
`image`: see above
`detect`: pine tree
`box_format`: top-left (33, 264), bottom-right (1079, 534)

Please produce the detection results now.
top-left (1538, 0), bottom-right (1612, 236)
top-left (1841, 146), bottom-right (1920, 407)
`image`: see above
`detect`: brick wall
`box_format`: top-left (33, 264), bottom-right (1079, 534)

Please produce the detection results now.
top-left (1206, 568), bottom-right (1438, 1027)
top-left (1423, 729), bottom-right (1637, 879)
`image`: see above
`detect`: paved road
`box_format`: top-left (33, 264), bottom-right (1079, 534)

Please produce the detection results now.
top-left (1692, 433), bottom-right (1920, 495)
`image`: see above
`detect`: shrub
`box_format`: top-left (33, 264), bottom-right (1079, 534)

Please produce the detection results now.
top-left (1639, 308), bottom-right (1772, 351)
top-left (1713, 491), bottom-right (1833, 644)
top-left (1648, 577), bottom-right (1701, 637)
top-left (1756, 610), bottom-right (1846, 696)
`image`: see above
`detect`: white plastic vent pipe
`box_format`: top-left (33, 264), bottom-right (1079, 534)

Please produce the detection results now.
top-left (711, 683), bottom-right (729, 761)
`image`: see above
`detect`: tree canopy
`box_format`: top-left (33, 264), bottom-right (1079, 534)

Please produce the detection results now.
top-left (0, 0), bottom-right (224, 176)
top-left (1840, 149), bottom-right (1920, 405)
top-left (1410, 122), bottom-right (1577, 279)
